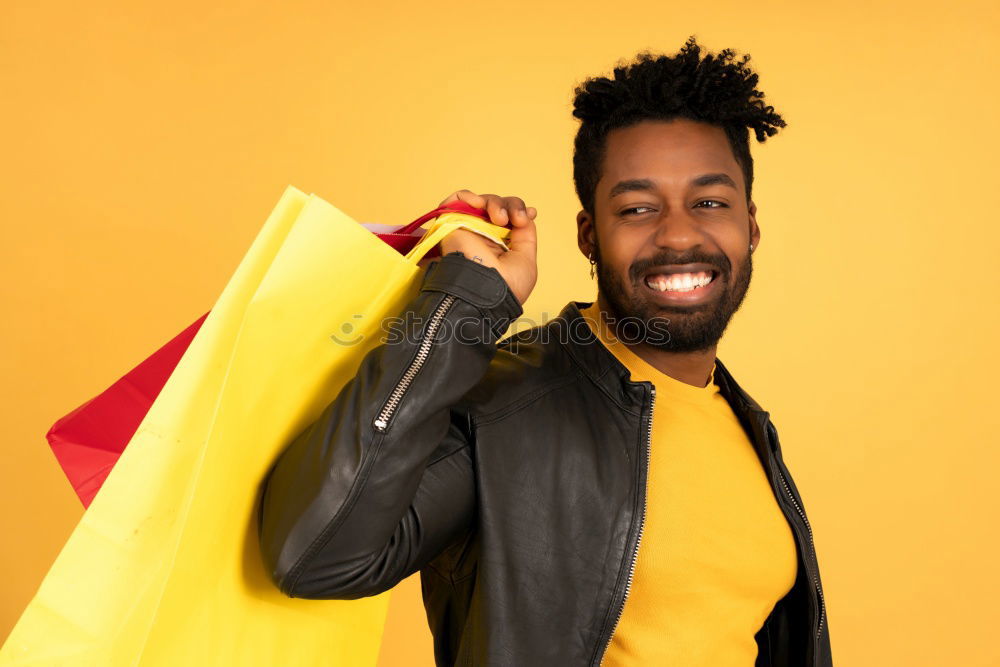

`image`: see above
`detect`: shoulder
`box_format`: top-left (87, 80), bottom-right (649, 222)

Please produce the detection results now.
top-left (456, 317), bottom-right (582, 420)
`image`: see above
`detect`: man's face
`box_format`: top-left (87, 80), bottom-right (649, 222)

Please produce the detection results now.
top-left (577, 118), bottom-right (760, 353)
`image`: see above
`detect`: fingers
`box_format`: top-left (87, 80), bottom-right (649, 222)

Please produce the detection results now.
top-left (439, 190), bottom-right (506, 226)
top-left (439, 190), bottom-right (539, 229)
top-left (483, 196), bottom-right (509, 226)
top-left (439, 189), bottom-right (486, 209)
top-left (489, 196), bottom-right (535, 228)
top-left (505, 211), bottom-right (537, 262)
top-left (501, 197), bottom-right (532, 227)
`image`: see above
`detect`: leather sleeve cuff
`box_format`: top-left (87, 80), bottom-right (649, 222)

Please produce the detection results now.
top-left (420, 252), bottom-right (523, 338)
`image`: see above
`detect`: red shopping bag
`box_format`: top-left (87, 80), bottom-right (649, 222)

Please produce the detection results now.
top-left (47, 201), bottom-right (491, 507)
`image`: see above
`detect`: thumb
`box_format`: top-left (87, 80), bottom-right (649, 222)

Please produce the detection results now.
top-left (503, 213), bottom-right (537, 263)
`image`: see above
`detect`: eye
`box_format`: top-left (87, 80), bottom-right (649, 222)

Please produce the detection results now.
top-left (621, 206), bottom-right (656, 216)
top-left (695, 200), bottom-right (728, 209)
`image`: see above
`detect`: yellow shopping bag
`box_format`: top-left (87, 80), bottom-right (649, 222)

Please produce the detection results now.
top-left (0, 186), bottom-right (510, 666)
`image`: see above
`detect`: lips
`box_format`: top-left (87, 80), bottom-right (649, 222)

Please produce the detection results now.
top-left (640, 264), bottom-right (721, 304)
top-left (642, 264), bottom-right (719, 287)
top-left (644, 271), bottom-right (714, 292)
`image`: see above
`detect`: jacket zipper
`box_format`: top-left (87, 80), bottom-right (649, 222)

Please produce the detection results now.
top-left (373, 294), bottom-right (457, 432)
top-left (775, 465), bottom-right (826, 641)
top-left (598, 385), bottom-right (655, 666)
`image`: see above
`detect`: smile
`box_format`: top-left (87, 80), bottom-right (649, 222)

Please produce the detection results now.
top-left (643, 271), bottom-right (715, 292)
top-left (639, 265), bottom-right (721, 305)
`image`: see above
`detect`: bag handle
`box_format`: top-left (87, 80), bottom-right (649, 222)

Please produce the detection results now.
top-left (402, 206), bottom-right (511, 266)
top-left (394, 200), bottom-right (492, 236)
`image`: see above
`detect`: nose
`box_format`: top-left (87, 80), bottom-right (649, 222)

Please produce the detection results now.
top-left (651, 207), bottom-right (704, 251)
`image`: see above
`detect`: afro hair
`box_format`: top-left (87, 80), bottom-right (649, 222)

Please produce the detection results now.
top-left (572, 35), bottom-right (787, 214)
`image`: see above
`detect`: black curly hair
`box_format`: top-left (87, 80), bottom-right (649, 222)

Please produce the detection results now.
top-left (572, 35), bottom-right (786, 215)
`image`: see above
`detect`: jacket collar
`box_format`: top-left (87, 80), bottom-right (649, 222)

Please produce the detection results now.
top-left (552, 301), bottom-right (770, 423)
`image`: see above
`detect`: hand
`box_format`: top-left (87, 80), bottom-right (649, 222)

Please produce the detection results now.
top-left (423, 189), bottom-right (538, 306)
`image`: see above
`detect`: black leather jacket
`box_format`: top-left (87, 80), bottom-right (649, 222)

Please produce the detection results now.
top-left (258, 252), bottom-right (833, 666)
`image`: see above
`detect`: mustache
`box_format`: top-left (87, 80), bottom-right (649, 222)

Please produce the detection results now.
top-left (628, 250), bottom-right (732, 283)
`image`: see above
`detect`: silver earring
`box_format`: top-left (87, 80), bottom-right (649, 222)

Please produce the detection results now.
top-left (589, 255), bottom-right (596, 279)
top-left (749, 243), bottom-right (754, 252)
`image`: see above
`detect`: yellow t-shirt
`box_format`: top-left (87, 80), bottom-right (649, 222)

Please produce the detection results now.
top-left (580, 303), bottom-right (798, 666)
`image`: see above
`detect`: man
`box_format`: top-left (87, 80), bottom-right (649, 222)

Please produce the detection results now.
top-left (258, 35), bottom-right (832, 666)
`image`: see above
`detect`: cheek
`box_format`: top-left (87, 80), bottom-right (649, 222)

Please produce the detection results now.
top-left (720, 224), bottom-right (751, 250)
top-left (604, 250), bottom-right (638, 284)
top-left (601, 233), bottom-right (643, 271)
top-left (721, 250), bottom-right (745, 278)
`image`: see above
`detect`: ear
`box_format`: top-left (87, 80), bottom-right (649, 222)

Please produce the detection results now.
top-left (577, 209), bottom-right (596, 260)
top-left (748, 199), bottom-right (760, 252)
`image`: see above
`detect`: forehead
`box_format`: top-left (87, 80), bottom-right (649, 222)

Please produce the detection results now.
top-left (598, 119), bottom-right (742, 192)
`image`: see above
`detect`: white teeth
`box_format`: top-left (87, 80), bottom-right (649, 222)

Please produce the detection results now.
top-left (644, 272), bottom-right (714, 292)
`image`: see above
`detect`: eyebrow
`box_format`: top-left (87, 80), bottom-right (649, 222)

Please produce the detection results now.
top-left (607, 173), bottom-right (738, 199)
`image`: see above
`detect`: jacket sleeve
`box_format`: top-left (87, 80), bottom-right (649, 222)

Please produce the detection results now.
top-left (258, 251), bottom-right (522, 599)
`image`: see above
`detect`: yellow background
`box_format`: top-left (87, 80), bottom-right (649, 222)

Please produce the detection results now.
top-left (1, 1), bottom-right (997, 665)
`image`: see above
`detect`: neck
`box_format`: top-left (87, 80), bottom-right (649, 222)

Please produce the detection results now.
top-left (593, 294), bottom-right (718, 388)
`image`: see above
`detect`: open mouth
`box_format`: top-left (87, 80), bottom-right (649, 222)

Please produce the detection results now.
top-left (642, 263), bottom-right (722, 309)
top-left (643, 270), bottom-right (717, 293)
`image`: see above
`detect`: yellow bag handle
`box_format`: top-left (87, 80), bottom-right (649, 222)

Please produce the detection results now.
top-left (404, 211), bottom-right (512, 266)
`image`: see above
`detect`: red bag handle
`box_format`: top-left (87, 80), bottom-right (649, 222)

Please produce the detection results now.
top-left (394, 200), bottom-right (495, 236)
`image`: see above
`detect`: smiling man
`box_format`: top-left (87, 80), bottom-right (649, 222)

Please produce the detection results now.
top-left (259, 36), bottom-right (832, 666)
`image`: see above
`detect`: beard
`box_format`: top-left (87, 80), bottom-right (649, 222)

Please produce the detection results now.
top-left (594, 241), bottom-right (753, 353)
